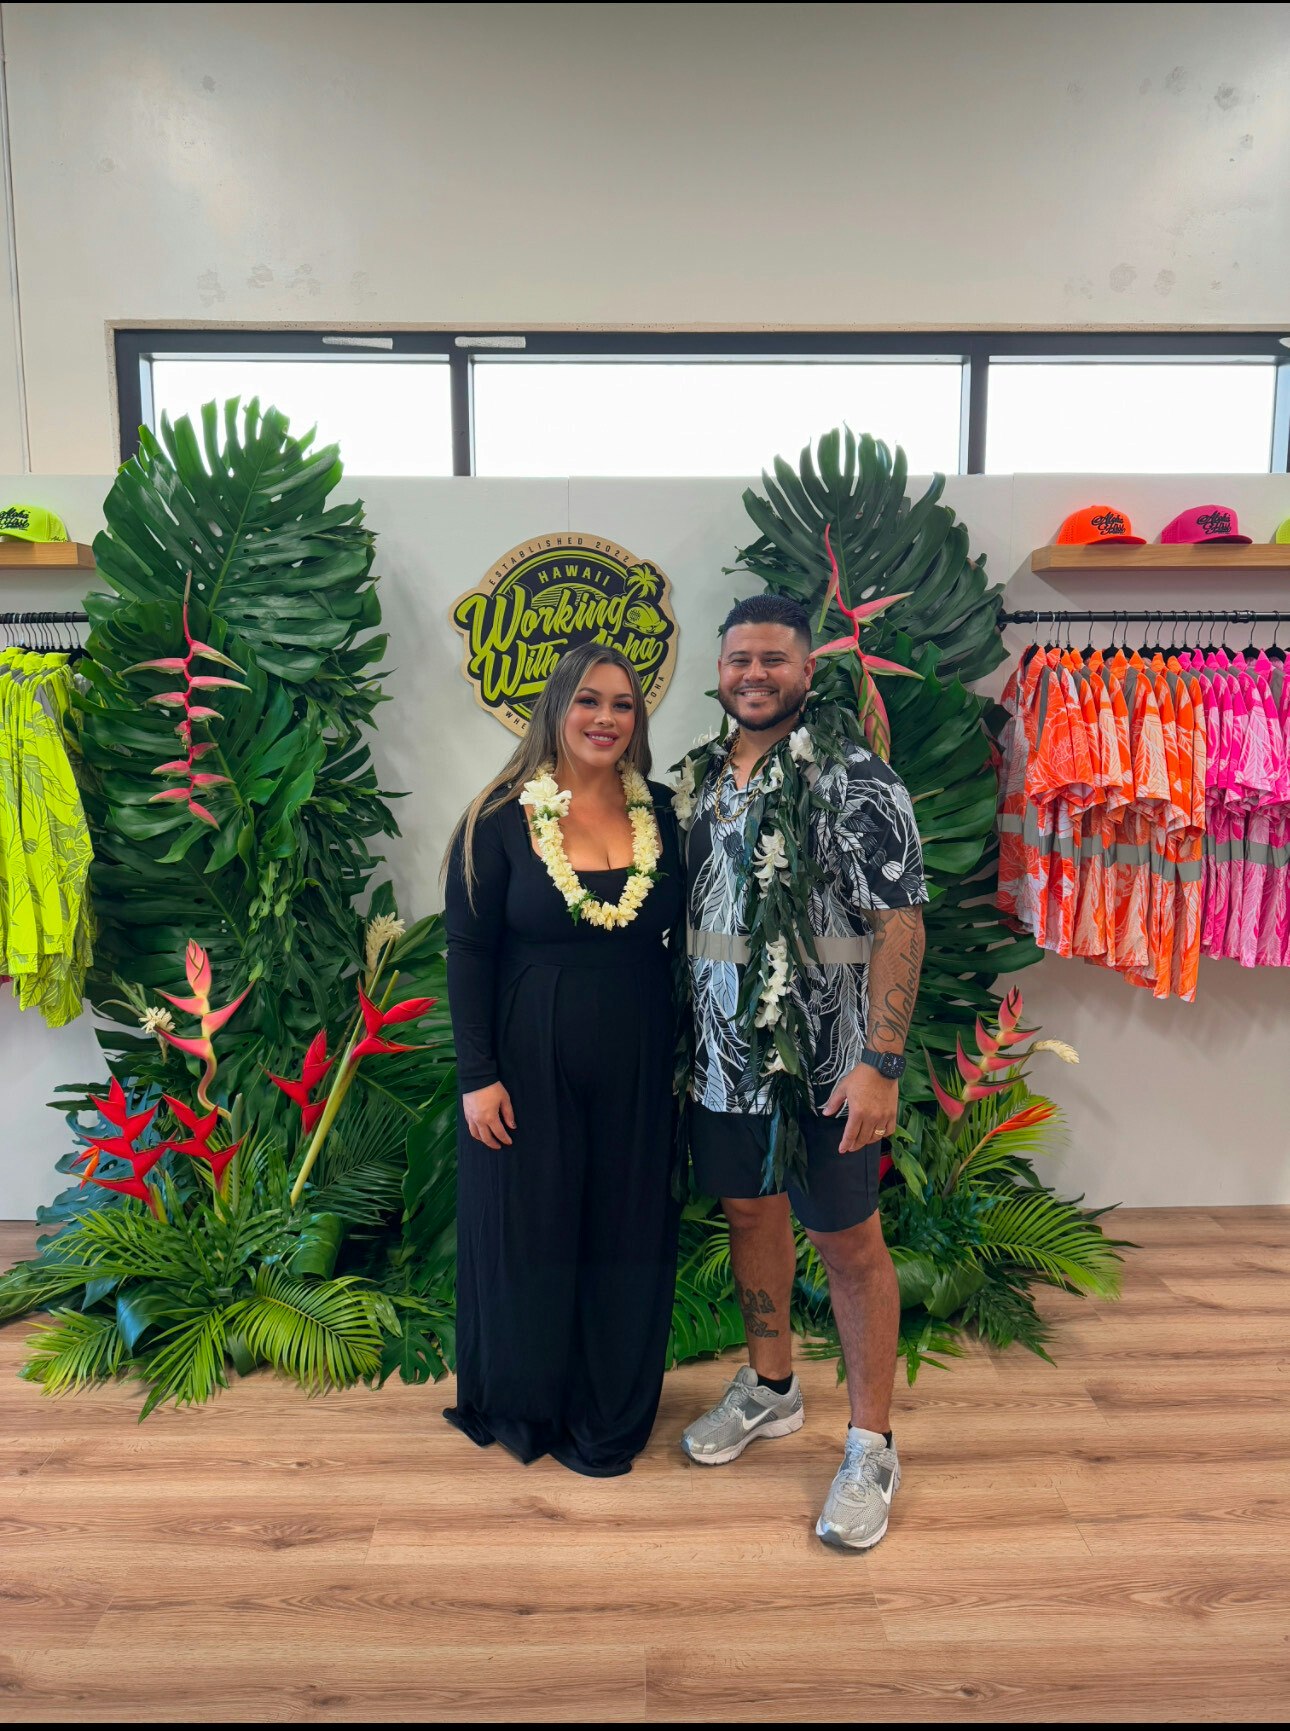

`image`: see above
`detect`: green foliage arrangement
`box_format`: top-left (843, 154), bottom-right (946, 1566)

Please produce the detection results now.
top-left (11, 931), bottom-right (447, 1413)
top-left (0, 402), bottom-right (459, 1401)
top-left (664, 427), bottom-right (1125, 1378)
top-left (675, 990), bottom-right (1126, 1378)
top-left (0, 406), bottom-right (1121, 1409)
top-left (79, 399), bottom-right (398, 1101)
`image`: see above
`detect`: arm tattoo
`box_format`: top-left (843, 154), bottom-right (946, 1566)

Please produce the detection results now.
top-left (866, 907), bottom-right (925, 1053)
top-left (737, 1283), bottom-right (781, 1339)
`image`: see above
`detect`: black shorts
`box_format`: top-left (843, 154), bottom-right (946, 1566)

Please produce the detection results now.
top-left (689, 1103), bottom-right (880, 1234)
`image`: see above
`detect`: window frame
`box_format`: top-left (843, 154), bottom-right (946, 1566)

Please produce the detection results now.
top-left (114, 327), bottom-right (1290, 478)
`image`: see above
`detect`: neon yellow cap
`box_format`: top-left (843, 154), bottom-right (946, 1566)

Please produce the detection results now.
top-left (0, 504), bottom-right (69, 543)
top-left (1274, 516), bottom-right (1290, 546)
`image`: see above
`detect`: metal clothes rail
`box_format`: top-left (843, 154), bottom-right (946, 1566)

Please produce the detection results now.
top-left (0, 609), bottom-right (90, 624)
top-left (998, 607), bottom-right (1290, 627)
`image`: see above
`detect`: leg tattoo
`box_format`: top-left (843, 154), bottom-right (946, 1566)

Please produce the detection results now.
top-left (738, 1283), bottom-right (781, 1339)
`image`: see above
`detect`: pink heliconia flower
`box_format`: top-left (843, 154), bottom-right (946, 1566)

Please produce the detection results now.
top-left (974, 1015), bottom-right (1002, 1059)
top-left (816, 524), bottom-right (911, 656)
top-left (955, 1035), bottom-right (984, 1085)
top-left (998, 988), bottom-right (1024, 1034)
top-left (924, 1048), bottom-right (966, 1122)
top-left (817, 524), bottom-right (920, 761)
top-left (128, 573), bottom-right (248, 830)
top-left (154, 943), bottom-right (251, 1108)
top-left (961, 1078), bottom-right (1015, 1102)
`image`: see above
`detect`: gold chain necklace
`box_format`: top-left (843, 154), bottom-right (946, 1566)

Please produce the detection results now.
top-left (712, 732), bottom-right (771, 824)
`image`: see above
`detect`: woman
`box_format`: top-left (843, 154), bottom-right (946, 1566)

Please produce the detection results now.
top-left (442, 642), bottom-right (683, 1476)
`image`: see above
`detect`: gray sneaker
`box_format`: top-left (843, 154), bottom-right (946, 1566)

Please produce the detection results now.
top-left (815, 1428), bottom-right (900, 1550)
top-left (680, 1365), bottom-right (804, 1466)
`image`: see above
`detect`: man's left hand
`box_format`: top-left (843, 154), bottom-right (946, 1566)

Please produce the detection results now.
top-left (821, 1062), bottom-right (899, 1154)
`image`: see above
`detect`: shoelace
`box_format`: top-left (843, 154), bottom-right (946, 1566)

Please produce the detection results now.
top-left (710, 1377), bottom-right (757, 1419)
top-left (833, 1437), bottom-right (885, 1504)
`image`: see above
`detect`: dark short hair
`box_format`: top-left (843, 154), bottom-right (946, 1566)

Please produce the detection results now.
top-left (720, 593), bottom-right (812, 650)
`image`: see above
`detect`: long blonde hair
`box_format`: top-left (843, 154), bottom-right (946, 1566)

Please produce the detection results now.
top-left (446, 642), bottom-right (653, 902)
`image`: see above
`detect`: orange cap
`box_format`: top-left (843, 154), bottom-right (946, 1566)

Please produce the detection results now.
top-left (1055, 505), bottom-right (1146, 547)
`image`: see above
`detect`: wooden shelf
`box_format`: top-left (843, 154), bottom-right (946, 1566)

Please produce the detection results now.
top-left (1032, 544), bottom-right (1290, 573)
top-left (0, 540), bottom-right (96, 570)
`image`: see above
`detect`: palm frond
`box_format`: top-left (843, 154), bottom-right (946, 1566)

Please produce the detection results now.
top-left (310, 1096), bottom-right (407, 1224)
top-left (225, 1266), bottom-right (386, 1389)
top-left (49, 1207), bottom-right (199, 1288)
top-left (960, 1277), bottom-right (1055, 1363)
top-left (138, 1308), bottom-right (230, 1417)
top-left (952, 1085), bottom-right (1066, 1187)
top-left (977, 1188), bottom-right (1126, 1298)
top-left (20, 1309), bottom-right (127, 1392)
top-left (0, 1259), bottom-right (96, 1322)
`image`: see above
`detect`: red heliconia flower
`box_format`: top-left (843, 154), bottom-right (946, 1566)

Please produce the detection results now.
top-left (267, 1030), bottom-right (332, 1132)
top-left (998, 987), bottom-right (1024, 1035)
top-left (173, 1134), bottom-right (243, 1187)
top-left (351, 986), bottom-right (436, 1060)
top-left (75, 1080), bottom-right (161, 1190)
top-left (96, 1077), bottom-right (157, 1144)
top-left (163, 1096), bottom-right (219, 1140)
top-left (85, 1173), bottom-right (160, 1215)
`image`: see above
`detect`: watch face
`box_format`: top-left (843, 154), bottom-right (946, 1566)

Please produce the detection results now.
top-left (880, 1053), bottom-right (905, 1079)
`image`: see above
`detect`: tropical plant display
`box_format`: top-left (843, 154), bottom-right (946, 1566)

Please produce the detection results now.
top-left (0, 406), bottom-right (1121, 1408)
top-left (14, 932), bottom-right (444, 1413)
top-left (0, 402), bottom-right (459, 1400)
top-left (668, 426), bottom-right (1125, 1376)
top-left (675, 988), bottom-right (1125, 1379)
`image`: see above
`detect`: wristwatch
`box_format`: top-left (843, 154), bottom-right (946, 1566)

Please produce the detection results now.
top-left (860, 1047), bottom-right (906, 1081)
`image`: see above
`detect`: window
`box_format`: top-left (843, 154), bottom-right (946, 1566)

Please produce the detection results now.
top-left (117, 331), bottom-right (1290, 477)
top-left (985, 360), bottom-right (1278, 474)
top-left (148, 356), bottom-right (453, 476)
top-left (472, 359), bottom-right (963, 477)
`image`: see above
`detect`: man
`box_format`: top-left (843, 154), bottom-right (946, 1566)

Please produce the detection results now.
top-left (680, 593), bottom-right (927, 1551)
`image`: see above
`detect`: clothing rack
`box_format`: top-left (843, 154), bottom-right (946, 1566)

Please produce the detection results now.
top-left (0, 610), bottom-right (89, 624)
top-left (999, 607), bottom-right (1290, 627)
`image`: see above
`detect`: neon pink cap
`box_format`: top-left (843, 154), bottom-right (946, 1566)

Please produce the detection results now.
top-left (1160, 505), bottom-right (1251, 545)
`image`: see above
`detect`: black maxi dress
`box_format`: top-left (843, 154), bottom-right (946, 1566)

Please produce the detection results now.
top-left (442, 786), bottom-right (683, 1477)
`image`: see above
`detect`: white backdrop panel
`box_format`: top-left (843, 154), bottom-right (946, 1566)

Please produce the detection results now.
top-left (2, 472), bottom-right (1290, 1215)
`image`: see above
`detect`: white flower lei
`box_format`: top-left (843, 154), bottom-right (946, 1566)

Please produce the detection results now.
top-left (520, 761), bottom-right (661, 930)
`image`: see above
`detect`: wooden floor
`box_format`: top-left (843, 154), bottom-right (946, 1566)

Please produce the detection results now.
top-left (2, 1210), bottom-right (1289, 1723)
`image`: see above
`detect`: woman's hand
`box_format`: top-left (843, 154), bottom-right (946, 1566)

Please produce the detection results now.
top-left (463, 1081), bottom-right (516, 1149)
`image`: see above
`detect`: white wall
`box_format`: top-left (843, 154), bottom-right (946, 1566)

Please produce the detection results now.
top-left (0, 3), bottom-right (1289, 472)
top-left (4, 470), bottom-right (1290, 1218)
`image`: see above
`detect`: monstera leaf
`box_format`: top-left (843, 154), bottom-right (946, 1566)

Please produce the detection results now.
top-left (734, 427), bottom-right (1006, 684)
top-left (76, 399), bottom-right (400, 1103)
top-left (732, 430), bottom-right (1041, 1099)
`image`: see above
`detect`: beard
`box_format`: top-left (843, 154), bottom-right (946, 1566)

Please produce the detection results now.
top-left (718, 679), bottom-right (808, 734)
